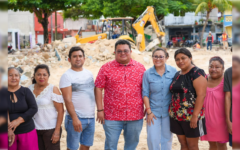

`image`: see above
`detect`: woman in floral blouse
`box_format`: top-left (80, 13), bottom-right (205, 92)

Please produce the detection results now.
top-left (169, 48), bottom-right (207, 150)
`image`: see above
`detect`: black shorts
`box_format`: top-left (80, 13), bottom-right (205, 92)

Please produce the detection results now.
top-left (170, 117), bottom-right (207, 138)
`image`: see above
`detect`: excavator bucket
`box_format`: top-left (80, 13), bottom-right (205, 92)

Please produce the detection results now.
top-left (118, 35), bottom-right (135, 44)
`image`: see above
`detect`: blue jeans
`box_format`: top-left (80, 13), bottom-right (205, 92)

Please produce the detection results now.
top-left (207, 41), bottom-right (212, 50)
top-left (64, 115), bottom-right (95, 150)
top-left (103, 119), bottom-right (143, 150)
top-left (147, 116), bottom-right (172, 150)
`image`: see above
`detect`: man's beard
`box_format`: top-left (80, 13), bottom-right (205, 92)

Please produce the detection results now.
top-left (72, 63), bottom-right (83, 68)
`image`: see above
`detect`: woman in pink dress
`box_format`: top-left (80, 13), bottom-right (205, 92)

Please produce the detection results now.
top-left (201, 56), bottom-right (229, 150)
top-left (232, 56), bottom-right (240, 148)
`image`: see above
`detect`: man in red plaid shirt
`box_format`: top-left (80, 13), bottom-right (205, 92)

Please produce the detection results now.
top-left (95, 40), bottom-right (146, 150)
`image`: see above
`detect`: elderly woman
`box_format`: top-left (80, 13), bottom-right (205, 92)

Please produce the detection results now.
top-left (7, 67), bottom-right (38, 150)
top-left (28, 64), bottom-right (64, 150)
top-left (169, 48), bottom-right (207, 150)
top-left (142, 48), bottom-right (177, 150)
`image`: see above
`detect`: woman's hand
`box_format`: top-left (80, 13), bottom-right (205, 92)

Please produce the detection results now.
top-left (8, 129), bottom-right (15, 147)
top-left (51, 130), bottom-right (60, 144)
top-left (190, 115), bottom-right (198, 129)
top-left (8, 119), bottom-right (21, 131)
top-left (147, 112), bottom-right (157, 126)
top-left (227, 121), bottom-right (232, 134)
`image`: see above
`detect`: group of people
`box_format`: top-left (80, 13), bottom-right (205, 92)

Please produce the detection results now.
top-left (6, 39), bottom-right (239, 150)
top-left (206, 31), bottom-right (229, 51)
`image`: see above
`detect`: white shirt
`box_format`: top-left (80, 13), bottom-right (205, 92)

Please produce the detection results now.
top-left (28, 84), bottom-right (64, 130)
top-left (59, 68), bottom-right (95, 118)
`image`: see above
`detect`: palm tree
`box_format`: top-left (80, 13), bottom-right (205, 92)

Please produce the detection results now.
top-left (194, 0), bottom-right (232, 47)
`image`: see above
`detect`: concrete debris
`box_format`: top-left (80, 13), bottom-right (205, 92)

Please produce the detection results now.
top-left (8, 38), bottom-right (157, 86)
top-left (143, 56), bottom-right (150, 64)
top-left (46, 44), bottom-right (52, 49)
top-left (42, 53), bottom-right (51, 60)
top-left (62, 37), bottom-right (77, 44)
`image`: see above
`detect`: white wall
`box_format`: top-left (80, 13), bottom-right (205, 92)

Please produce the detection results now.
top-left (64, 18), bottom-right (89, 30)
top-left (8, 10), bottom-right (36, 46)
top-left (164, 12), bottom-right (201, 26)
top-left (164, 8), bottom-right (219, 26)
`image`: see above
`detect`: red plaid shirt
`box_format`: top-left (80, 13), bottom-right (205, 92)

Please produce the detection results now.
top-left (95, 59), bottom-right (146, 121)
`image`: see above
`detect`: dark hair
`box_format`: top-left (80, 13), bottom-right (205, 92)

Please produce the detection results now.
top-left (68, 46), bottom-right (85, 59)
top-left (0, 67), bottom-right (5, 74)
top-left (152, 47), bottom-right (169, 58)
top-left (115, 40), bottom-right (131, 51)
top-left (8, 67), bottom-right (21, 77)
top-left (233, 56), bottom-right (240, 64)
top-left (174, 48), bottom-right (194, 65)
top-left (209, 56), bottom-right (224, 68)
top-left (32, 64), bottom-right (50, 84)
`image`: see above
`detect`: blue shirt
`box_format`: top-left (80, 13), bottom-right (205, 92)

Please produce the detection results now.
top-left (142, 64), bottom-right (177, 118)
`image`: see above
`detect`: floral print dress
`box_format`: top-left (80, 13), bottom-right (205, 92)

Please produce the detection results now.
top-left (169, 67), bottom-right (207, 121)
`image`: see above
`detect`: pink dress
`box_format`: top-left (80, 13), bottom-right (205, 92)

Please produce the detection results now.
top-left (233, 82), bottom-right (240, 143)
top-left (201, 79), bottom-right (229, 142)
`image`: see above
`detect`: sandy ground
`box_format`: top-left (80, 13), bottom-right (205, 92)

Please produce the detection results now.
top-left (29, 48), bottom-right (233, 150)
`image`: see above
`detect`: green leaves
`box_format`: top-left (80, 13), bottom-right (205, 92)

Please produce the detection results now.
top-left (194, 1), bottom-right (208, 15)
top-left (63, 0), bottom-right (197, 20)
top-left (8, 0), bottom-right (84, 43)
top-left (8, 0), bottom-right (83, 12)
top-left (194, 0), bottom-right (232, 15)
top-left (212, 0), bottom-right (232, 12)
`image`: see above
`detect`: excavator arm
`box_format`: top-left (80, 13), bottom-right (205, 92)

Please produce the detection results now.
top-left (132, 6), bottom-right (165, 51)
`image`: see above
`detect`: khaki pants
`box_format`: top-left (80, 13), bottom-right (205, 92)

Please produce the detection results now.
top-left (223, 41), bottom-right (228, 50)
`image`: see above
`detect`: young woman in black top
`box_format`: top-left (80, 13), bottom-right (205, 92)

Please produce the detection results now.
top-left (169, 48), bottom-right (207, 150)
top-left (7, 67), bottom-right (38, 150)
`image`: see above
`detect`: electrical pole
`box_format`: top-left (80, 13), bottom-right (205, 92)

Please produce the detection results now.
top-left (51, 13), bottom-right (53, 42)
top-left (55, 11), bottom-right (57, 40)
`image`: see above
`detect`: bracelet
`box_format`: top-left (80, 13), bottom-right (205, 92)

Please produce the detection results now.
top-left (97, 109), bottom-right (104, 112)
top-left (145, 107), bottom-right (151, 112)
top-left (147, 112), bottom-right (153, 115)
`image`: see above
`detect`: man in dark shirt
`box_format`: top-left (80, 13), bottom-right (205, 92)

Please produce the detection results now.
top-left (224, 67), bottom-right (232, 146)
top-left (206, 31), bottom-right (214, 50)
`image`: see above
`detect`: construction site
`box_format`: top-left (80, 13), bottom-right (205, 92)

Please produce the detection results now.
top-left (7, 4), bottom-right (234, 150)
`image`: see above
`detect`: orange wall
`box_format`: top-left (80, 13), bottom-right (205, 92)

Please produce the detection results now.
top-left (35, 12), bottom-right (66, 43)
top-left (34, 12), bottom-right (64, 31)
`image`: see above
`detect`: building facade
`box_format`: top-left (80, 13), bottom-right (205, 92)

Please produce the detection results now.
top-left (8, 10), bottom-right (35, 49)
top-left (164, 8), bottom-right (219, 45)
top-left (34, 12), bottom-right (68, 44)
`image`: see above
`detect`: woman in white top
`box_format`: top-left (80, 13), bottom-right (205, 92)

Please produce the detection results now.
top-left (29, 64), bottom-right (64, 150)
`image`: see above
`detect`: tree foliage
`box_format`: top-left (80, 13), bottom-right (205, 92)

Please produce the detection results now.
top-left (63, 0), bottom-right (197, 21)
top-left (8, 0), bottom-right (83, 43)
top-left (194, 0), bottom-right (232, 47)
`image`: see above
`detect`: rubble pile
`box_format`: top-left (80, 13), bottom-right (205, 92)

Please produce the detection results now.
top-left (8, 37), bottom-right (152, 86)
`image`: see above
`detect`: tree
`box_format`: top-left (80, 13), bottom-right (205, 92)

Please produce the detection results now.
top-left (63, 0), bottom-right (197, 21)
top-left (8, 0), bottom-right (82, 43)
top-left (194, 0), bottom-right (232, 47)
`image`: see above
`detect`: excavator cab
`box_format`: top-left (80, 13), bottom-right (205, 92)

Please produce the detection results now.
top-left (99, 18), bottom-right (135, 44)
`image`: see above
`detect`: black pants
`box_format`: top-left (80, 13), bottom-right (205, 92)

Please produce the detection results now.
top-left (37, 128), bottom-right (62, 150)
top-left (170, 118), bottom-right (207, 138)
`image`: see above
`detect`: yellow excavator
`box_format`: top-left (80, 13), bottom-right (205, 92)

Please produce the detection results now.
top-left (74, 6), bottom-right (164, 52)
top-left (74, 26), bottom-right (107, 43)
top-left (132, 6), bottom-right (165, 51)
top-left (75, 18), bottom-right (135, 44)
